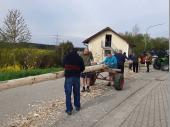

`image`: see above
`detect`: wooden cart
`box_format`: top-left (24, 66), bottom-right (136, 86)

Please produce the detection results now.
top-left (55, 64), bottom-right (124, 90)
top-left (89, 67), bottom-right (124, 90)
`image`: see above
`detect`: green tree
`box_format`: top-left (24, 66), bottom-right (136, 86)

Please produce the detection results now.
top-left (150, 37), bottom-right (169, 50)
top-left (56, 41), bottom-right (74, 65)
top-left (122, 32), bottom-right (169, 55)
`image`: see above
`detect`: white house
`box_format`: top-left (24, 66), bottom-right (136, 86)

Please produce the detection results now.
top-left (82, 27), bottom-right (134, 62)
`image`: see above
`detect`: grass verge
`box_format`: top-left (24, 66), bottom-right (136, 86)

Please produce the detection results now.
top-left (0, 67), bottom-right (63, 81)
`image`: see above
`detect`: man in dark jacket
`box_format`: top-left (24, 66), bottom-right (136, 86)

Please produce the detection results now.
top-left (63, 48), bottom-right (85, 115)
top-left (132, 53), bottom-right (139, 73)
top-left (114, 50), bottom-right (126, 74)
top-left (128, 54), bottom-right (133, 70)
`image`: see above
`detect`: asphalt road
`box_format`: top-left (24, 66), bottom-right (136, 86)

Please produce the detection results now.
top-left (47, 68), bottom-right (169, 127)
top-left (0, 67), bottom-right (169, 126)
top-left (0, 78), bottom-right (65, 125)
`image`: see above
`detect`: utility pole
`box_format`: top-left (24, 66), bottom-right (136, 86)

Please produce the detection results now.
top-left (55, 34), bottom-right (59, 45)
top-left (50, 34), bottom-right (60, 46)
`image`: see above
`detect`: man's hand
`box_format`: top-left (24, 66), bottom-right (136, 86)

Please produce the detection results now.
top-left (91, 62), bottom-right (97, 65)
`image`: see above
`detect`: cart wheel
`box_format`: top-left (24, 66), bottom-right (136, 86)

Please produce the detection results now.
top-left (114, 73), bottom-right (124, 90)
top-left (90, 72), bottom-right (97, 86)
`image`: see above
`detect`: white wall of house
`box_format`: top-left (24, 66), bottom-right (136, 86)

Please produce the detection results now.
top-left (87, 30), bottom-right (129, 62)
top-left (87, 35), bottom-right (103, 63)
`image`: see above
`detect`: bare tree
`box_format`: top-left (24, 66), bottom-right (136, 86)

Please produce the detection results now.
top-left (132, 24), bottom-right (140, 36)
top-left (0, 9), bottom-right (31, 43)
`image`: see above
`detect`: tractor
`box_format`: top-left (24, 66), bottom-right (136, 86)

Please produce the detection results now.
top-left (153, 50), bottom-right (169, 71)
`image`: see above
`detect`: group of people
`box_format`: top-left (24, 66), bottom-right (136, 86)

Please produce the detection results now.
top-left (128, 53), bottom-right (152, 73)
top-left (62, 47), bottom-right (152, 115)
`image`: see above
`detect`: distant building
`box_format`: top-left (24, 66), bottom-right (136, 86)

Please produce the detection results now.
top-left (82, 27), bottom-right (134, 62)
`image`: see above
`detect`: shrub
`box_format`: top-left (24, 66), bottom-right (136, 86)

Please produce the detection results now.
top-left (0, 48), bottom-right (57, 70)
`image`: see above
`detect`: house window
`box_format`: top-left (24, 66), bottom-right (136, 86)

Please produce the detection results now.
top-left (104, 50), bottom-right (111, 56)
top-left (105, 34), bottom-right (112, 47)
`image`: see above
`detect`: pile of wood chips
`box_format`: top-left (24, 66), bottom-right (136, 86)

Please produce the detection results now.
top-left (8, 81), bottom-right (110, 127)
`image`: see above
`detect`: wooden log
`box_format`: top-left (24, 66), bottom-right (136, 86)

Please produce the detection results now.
top-left (84, 64), bottom-right (107, 72)
top-left (54, 64), bottom-right (120, 78)
top-left (54, 64), bottom-right (108, 78)
top-left (104, 67), bottom-right (121, 73)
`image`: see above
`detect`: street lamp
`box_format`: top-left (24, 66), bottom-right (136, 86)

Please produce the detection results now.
top-left (144, 23), bottom-right (165, 51)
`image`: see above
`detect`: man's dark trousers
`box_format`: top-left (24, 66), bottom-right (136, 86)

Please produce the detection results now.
top-left (64, 77), bottom-right (80, 112)
top-left (133, 62), bottom-right (139, 73)
top-left (146, 62), bottom-right (150, 72)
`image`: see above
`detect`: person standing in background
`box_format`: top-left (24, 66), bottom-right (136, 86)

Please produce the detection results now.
top-left (80, 48), bottom-right (94, 92)
top-left (128, 53), bottom-right (133, 70)
top-left (123, 52), bottom-right (128, 60)
top-left (145, 53), bottom-right (152, 72)
top-left (132, 53), bottom-right (139, 73)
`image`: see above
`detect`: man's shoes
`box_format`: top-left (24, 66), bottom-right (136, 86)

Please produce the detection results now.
top-left (65, 111), bottom-right (72, 115)
top-left (81, 87), bottom-right (86, 92)
top-left (107, 82), bottom-right (111, 86)
top-left (86, 86), bottom-right (90, 92)
top-left (81, 86), bottom-right (90, 92)
top-left (75, 107), bottom-right (81, 111)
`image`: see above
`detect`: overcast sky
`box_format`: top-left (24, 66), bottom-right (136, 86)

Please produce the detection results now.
top-left (0, 0), bottom-right (169, 47)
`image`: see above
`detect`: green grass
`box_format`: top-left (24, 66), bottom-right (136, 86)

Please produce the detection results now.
top-left (0, 67), bottom-right (63, 81)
